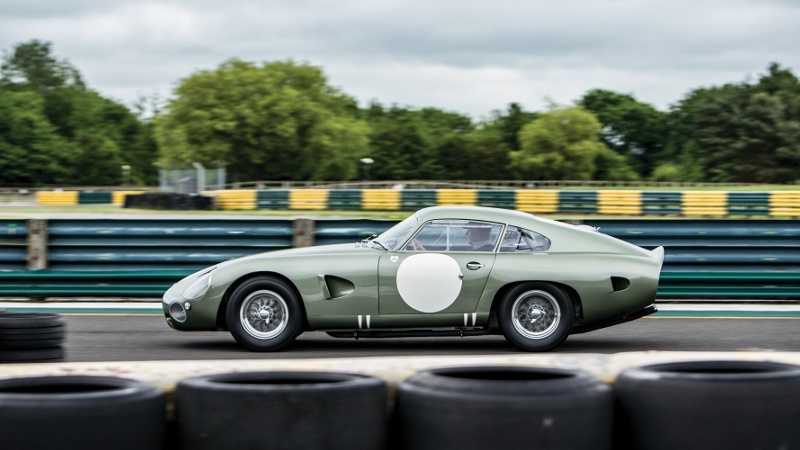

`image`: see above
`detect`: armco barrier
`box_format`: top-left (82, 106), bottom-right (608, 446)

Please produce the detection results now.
top-left (1, 353), bottom-right (799, 449)
top-left (0, 218), bottom-right (798, 299)
top-left (36, 189), bottom-right (800, 216)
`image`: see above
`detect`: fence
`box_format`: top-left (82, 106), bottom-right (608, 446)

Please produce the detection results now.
top-left (0, 218), bottom-right (798, 299)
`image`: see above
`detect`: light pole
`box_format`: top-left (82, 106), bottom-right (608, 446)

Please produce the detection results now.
top-left (121, 165), bottom-right (131, 186)
top-left (360, 158), bottom-right (374, 182)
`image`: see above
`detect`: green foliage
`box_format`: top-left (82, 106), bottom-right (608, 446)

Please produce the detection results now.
top-left (668, 63), bottom-right (800, 183)
top-left (0, 40), bottom-right (84, 94)
top-left (363, 103), bottom-right (477, 180)
top-left (650, 163), bottom-right (684, 182)
top-left (0, 90), bottom-right (72, 184)
top-left (593, 146), bottom-right (640, 181)
top-left (1, 40), bottom-right (156, 186)
top-left (580, 89), bottom-right (669, 177)
top-left (509, 106), bottom-right (609, 180)
top-left (155, 60), bottom-right (369, 181)
top-left (481, 103), bottom-right (539, 151)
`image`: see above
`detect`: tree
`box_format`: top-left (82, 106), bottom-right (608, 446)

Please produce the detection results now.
top-left (668, 63), bottom-right (800, 183)
top-left (580, 89), bottom-right (668, 177)
top-left (480, 103), bottom-right (539, 151)
top-left (0, 40), bottom-right (84, 94)
top-left (509, 106), bottom-right (610, 180)
top-left (0, 91), bottom-right (72, 184)
top-left (155, 60), bottom-right (370, 181)
top-left (1, 40), bottom-right (156, 186)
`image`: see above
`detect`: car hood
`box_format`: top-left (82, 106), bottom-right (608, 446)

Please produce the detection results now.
top-left (223, 242), bottom-right (380, 266)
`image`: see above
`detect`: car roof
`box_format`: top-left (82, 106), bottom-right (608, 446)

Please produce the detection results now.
top-left (414, 206), bottom-right (540, 226)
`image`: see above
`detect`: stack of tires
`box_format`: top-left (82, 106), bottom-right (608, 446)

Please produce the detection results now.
top-left (0, 361), bottom-right (798, 449)
top-left (0, 312), bottom-right (66, 363)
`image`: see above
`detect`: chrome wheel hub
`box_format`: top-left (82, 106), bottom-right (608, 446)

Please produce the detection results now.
top-left (240, 290), bottom-right (288, 340)
top-left (512, 290), bottom-right (560, 340)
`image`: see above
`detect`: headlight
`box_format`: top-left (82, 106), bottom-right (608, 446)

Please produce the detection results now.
top-left (183, 272), bottom-right (213, 300)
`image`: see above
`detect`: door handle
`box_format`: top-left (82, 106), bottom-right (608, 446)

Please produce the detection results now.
top-left (466, 262), bottom-right (484, 270)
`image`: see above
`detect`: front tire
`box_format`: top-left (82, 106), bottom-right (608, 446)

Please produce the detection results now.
top-left (226, 277), bottom-right (303, 351)
top-left (498, 282), bottom-right (574, 351)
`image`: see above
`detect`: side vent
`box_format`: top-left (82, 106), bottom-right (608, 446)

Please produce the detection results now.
top-left (611, 276), bottom-right (631, 292)
top-left (325, 275), bottom-right (355, 299)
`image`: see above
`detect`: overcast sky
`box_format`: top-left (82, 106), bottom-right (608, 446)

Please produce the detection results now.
top-left (2, 0), bottom-right (798, 119)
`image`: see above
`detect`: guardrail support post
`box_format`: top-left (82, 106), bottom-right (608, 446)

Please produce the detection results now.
top-left (27, 219), bottom-right (48, 270)
top-left (292, 219), bottom-right (315, 248)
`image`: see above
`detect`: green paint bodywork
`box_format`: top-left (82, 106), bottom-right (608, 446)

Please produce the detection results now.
top-left (163, 206), bottom-right (663, 335)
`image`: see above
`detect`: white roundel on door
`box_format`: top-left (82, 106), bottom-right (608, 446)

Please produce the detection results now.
top-left (396, 253), bottom-right (462, 313)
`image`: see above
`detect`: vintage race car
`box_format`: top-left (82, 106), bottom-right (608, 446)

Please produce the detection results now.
top-left (162, 206), bottom-right (664, 351)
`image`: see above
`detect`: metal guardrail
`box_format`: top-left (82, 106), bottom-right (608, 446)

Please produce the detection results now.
top-left (0, 218), bottom-right (798, 299)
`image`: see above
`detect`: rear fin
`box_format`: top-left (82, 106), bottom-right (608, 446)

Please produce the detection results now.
top-left (651, 246), bottom-right (665, 267)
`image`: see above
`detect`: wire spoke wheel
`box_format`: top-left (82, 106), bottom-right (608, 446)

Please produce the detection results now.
top-left (240, 290), bottom-right (289, 340)
top-left (511, 290), bottom-right (561, 340)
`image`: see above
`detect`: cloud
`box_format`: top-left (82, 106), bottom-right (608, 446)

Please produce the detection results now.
top-left (1, 0), bottom-right (798, 117)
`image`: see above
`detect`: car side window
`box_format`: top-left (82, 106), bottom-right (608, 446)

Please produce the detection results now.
top-left (499, 226), bottom-right (551, 253)
top-left (406, 220), bottom-right (502, 252)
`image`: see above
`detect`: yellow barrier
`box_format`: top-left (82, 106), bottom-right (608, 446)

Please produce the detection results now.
top-left (770, 192), bottom-right (800, 216)
top-left (36, 191), bottom-right (78, 206)
top-left (682, 191), bottom-right (728, 216)
top-left (436, 189), bottom-right (477, 206)
top-left (211, 190), bottom-right (257, 210)
top-left (289, 189), bottom-right (329, 210)
top-left (515, 190), bottom-right (558, 213)
top-left (362, 190), bottom-right (401, 210)
top-left (598, 191), bottom-right (643, 215)
top-left (111, 191), bottom-right (145, 206)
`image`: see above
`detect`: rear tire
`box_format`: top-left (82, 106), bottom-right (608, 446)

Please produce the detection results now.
top-left (498, 282), bottom-right (573, 351)
top-left (225, 277), bottom-right (303, 351)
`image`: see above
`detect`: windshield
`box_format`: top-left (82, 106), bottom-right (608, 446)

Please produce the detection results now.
top-left (374, 214), bottom-right (419, 251)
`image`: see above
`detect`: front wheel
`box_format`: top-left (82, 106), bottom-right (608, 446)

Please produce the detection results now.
top-left (498, 282), bottom-right (574, 351)
top-left (226, 277), bottom-right (303, 351)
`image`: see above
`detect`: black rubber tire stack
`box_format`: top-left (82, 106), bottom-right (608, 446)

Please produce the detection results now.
top-left (395, 365), bottom-right (613, 450)
top-left (614, 360), bottom-right (800, 450)
top-left (0, 312), bottom-right (66, 363)
top-left (0, 375), bottom-right (167, 450)
top-left (175, 371), bottom-right (388, 450)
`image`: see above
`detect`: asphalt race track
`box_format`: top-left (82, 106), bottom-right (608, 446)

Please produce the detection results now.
top-left (56, 312), bottom-right (800, 362)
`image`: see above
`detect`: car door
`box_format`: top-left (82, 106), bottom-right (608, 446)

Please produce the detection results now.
top-left (378, 220), bottom-right (503, 316)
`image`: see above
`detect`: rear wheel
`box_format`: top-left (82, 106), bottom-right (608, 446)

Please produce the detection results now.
top-left (498, 282), bottom-right (573, 351)
top-left (226, 277), bottom-right (303, 351)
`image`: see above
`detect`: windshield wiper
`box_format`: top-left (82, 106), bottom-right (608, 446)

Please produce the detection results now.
top-left (363, 234), bottom-right (387, 250)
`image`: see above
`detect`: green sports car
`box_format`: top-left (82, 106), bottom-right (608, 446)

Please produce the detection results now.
top-left (162, 206), bottom-right (664, 351)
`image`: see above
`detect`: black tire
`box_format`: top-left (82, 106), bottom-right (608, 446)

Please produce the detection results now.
top-left (175, 371), bottom-right (388, 450)
top-left (0, 346), bottom-right (65, 362)
top-left (225, 277), bottom-right (303, 351)
top-left (0, 324), bottom-right (65, 335)
top-left (0, 313), bottom-right (66, 354)
top-left (614, 360), bottom-right (800, 450)
top-left (0, 375), bottom-right (166, 450)
top-left (0, 338), bottom-right (63, 349)
top-left (0, 312), bottom-right (65, 329)
top-left (498, 282), bottom-right (574, 351)
top-left (396, 366), bottom-right (613, 450)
